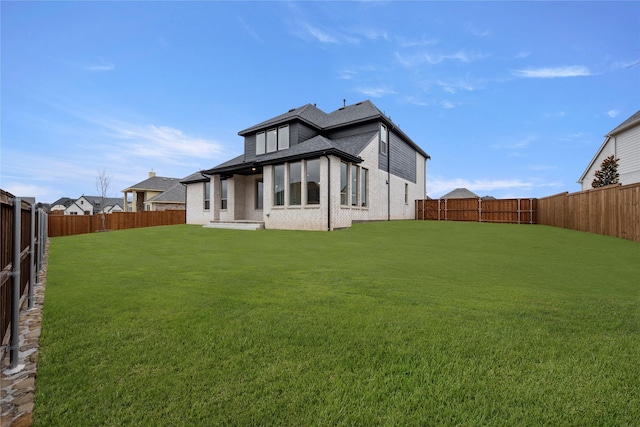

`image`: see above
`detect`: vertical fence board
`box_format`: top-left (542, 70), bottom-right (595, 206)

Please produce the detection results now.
top-left (536, 183), bottom-right (640, 242)
top-left (48, 210), bottom-right (186, 237)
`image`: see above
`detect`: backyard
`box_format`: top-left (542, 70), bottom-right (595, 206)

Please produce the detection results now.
top-left (34, 221), bottom-right (639, 425)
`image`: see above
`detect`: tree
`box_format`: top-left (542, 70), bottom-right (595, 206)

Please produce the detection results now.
top-left (591, 155), bottom-right (620, 188)
top-left (96, 169), bottom-right (113, 231)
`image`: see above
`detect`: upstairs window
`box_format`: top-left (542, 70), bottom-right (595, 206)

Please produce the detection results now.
top-left (256, 132), bottom-right (266, 155)
top-left (267, 128), bottom-right (277, 153)
top-left (256, 125), bottom-right (290, 155)
top-left (380, 124), bottom-right (388, 155)
top-left (278, 125), bottom-right (290, 150)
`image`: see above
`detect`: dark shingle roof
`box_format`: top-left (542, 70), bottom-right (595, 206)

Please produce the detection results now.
top-left (147, 183), bottom-right (186, 203)
top-left (51, 197), bottom-right (74, 207)
top-left (207, 99), bottom-right (428, 175)
top-left (122, 176), bottom-right (182, 192)
top-left (441, 188), bottom-right (479, 199)
top-left (181, 171), bottom-right (210, 184)
top-left (79, 196), bottom-right (124, 211)
top-left (203, 133), bottom-right (374, 175)
top-left (238, 104), bottom-right (328, 135)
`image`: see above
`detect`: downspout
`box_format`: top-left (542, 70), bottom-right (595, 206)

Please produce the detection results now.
top-left (388, 124), bottom-right (394, 221)
top-left (323, 153), bottom-right (331, 231)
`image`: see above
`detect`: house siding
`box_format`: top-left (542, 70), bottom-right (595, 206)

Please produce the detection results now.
top-left (390, 132), bottom-right (417, 183)
top-left (244, 134), bottom-right (256, 162)
top-left (617, 128), bottom-right (640, 185)
top-left (292, 122), bottom-right (318, 146)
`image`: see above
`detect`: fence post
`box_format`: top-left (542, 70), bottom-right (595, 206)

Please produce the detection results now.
top-left (9, 198), bottom-right (22, 370)
top-left (28, 203), bottom-right (35, 309)
top-left (478, 198), bottom-right (482, 223)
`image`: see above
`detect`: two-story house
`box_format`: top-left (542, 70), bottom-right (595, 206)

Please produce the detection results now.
top-left (183, 100), bottom-right (429, 231)
top-left (578, 109), bottom-right (640, 190)
top-left (122, 172), bottom-right (186, 212)
top-left (50, 196), bottom-right (124, 215)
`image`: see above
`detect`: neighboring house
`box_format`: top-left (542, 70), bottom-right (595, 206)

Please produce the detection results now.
top-left (50, 196), bottom-right (123, 215)
top-left (578, 109), bottom-right (640, 190)
top-left (183, 100), bottom-right (430, 231)
top-left (440, 188), bottom-right (479, 199)
top-left (50, 197), bottom-right (73, 213)
top-left (122, 172), bottom-right (185, 212)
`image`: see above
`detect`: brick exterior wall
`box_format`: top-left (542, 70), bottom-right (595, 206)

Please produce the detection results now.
top-left (185, 182), bottom-right (212, 224)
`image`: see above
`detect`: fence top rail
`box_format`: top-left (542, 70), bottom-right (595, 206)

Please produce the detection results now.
top-left (538, 182), bottom-right (640, 200)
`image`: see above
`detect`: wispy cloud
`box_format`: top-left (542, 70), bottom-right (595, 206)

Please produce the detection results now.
top-left (437, 79), bottom-right (481, 94)
top-left (238, 16), bottom-right (263, 43)
top-left (527, 165), bottom-right (557, 171)
top-left (515, 51), bottom-right (531, 59)
top-left (492, 136), bottom-right (535, 150)
top-left (513, 66), bottom-right (592, 78)
top-left (338, 69), bottom-right (357, 80)
top-left (102, 121), bottom-right (225, 162)
top-left (354, 86), bottom-right (397, 98)
top-left (396, 36), bottom-right (438, 48)
top-left (607, 109), bottom-right (619, 118)
top-left (396, 50), bottom-right (486, 67)
top-left (86, 62), bottom-right (115, 72)
top-left (440, 100), bottom-right (457, 109)
top-left (544, 111), bottom-right (566, 119)
top-left (350, 26), bottom-right (390, 41)
top-left (305, 23), bottom-right (340, 44)
top-left (467, 24), bottom-right (490, 37)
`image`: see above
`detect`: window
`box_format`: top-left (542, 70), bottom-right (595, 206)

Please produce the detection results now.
top-left (221, 180), bottom-right (228, 210)
top-left (289, 162), bottom-right (302, 205)
top-left (405, 183), bottom-right (409, 204)
top-left (340, 162), bottom-right (348, 205)
top-left (360, 168), bottom-right (368, 207)
top-left (256, 132), bottom-right (266, 155)
top-left (256, 125), bottom-right (289, 155)
top-left (278, 125), bottom-right (289, 150)
top-left (256, 179), bottom-right (263, 209)
top-left (204, 181), bottom-right (210, 210)
top-left (274, 165), bottom-right (285, 206)
top-left (380, 124), bottom-right (388, 155)
top-left (351, 165), bottom-right (358, 206)
top-left (306, 159), bottom-right (320, 204)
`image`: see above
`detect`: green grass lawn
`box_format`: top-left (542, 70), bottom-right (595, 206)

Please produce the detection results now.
top-left (34, 221), bottom-right (639, 426)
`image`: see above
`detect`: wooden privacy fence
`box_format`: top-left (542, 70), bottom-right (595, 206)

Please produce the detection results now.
top-left (416, 198), bottom-right (537, 224)
top-left (1, 190), bottom-right (48, 367)
top-left (537, 183), bottom-right (640, 242)
top-left (49, 210), bottom-right (186, 237)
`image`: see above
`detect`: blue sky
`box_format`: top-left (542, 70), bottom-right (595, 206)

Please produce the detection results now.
top-left (2, 1), bottom-right (639, 203)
